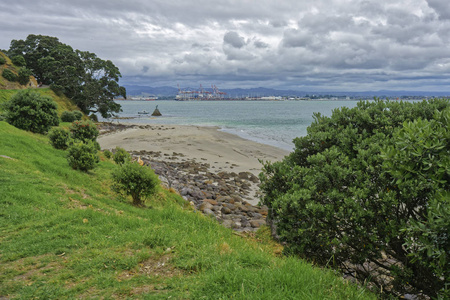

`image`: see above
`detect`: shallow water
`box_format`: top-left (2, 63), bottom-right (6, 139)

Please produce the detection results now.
top-left (104, 100), bottom-right (360, 151)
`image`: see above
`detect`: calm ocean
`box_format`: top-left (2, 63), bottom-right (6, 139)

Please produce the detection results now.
top-left (107, 100), bottom-right (360, 151)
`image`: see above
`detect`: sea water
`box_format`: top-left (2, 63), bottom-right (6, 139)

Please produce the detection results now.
top-left (106, 100), bottom-right (360, 151)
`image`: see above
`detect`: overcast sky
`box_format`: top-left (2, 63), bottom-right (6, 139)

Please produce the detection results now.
top-left (2, 0), bottom-right (450, 92)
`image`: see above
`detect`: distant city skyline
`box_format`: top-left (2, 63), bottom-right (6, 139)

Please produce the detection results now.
top-left (2, 0), bottom-right (450, 92)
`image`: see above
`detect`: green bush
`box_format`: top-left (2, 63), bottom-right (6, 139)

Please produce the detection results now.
top-left (2, 68), bottom-right (17, 82)
top-left (112, 147), bottom-right (131, 165)
top-left (61, 111), bottom-right (76, 122)
top-left (67, 141), bottom-right (99, 172)
top-left (17, 67), bottom-right (32, 85)
top-left (259, 99), bottom-right (449, 298)
top-left (48, 127), bottom-right (71, 150)
top-left (112, 161), bottom-right (160, 206)
top-left (3, 89), bottom-right (59, 134)
top-left (70, 120), bottom-right (99, 143)
top-left (72, 111), bottom-right (83, 121)
top-left (383, 108), bottom-right (450, 298)
top-left (11, 55), bottom-right (26, 66)
top-left (103, 149), bottom-right (112, 159)
top-left (0, 56), bottom-right (6, 65)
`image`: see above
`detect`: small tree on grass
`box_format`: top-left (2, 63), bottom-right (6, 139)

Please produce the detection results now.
top-left (112, 161), bottom-right (160, 206)
top-left (48, 127), bottom-right (70, 150)
top-left (113, 147), bottom-right (131, 165)
top-left (3, 89), bottom-right (59, 134)
top-left (67, 141), bottom-right (99, 172)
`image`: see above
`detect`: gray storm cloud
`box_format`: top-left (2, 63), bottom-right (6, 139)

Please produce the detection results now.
top-left (1, 0), bottom-right (450, 91)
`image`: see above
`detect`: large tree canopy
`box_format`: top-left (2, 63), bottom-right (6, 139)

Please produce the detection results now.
top-left (8, 34), bottom-right (126, 118)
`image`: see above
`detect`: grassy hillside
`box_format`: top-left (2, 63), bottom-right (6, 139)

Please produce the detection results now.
top-left (0, 88), bottom-right (80, 116)
top-left (0, 52), bottom-right (38, 90)
top-left (0, 121), bottom-right (376, 299)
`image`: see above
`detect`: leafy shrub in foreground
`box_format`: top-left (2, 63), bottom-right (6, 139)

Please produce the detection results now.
top-left (383, 108), bottom-right (450, 298)
top-left (113, 147), bottom-right (131, 165)
top-left (67, 141), bottom-right (99, 172)
top-left (48, 127), bottom-right (70, 150)
top-left (2, 69), bottom-right (17, 82)
top-left (259, 99), bottom-right (449, 298)
top-left (112, 161), bottom-right (160, 206)
top-left (70, 120), bottom-right (99, 143)
top-left (3, 89), bottom-right (59, 134)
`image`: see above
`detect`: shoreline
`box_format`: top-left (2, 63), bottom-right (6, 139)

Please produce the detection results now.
top-left (98, 122), bottom-right (290, 231)
top-left (98, 122), bottom-right (290, 181)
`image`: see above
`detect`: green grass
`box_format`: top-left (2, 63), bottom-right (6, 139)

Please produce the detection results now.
top-left (0, 121), bottom-right (377, 299)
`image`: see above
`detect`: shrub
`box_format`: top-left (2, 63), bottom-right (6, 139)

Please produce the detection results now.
top-left (259, 99), bottom-right (449, 298)
top-left (112, 161), bottom-right (160, 206)
top-left (11, 55), bottom-right (26, 67)
top-left (61, 111), bottom-right (76, 122)
top-left (0, 56), bottom-right (6, 65)
top-left (48, 127), bottom-right (71, 150)
top-left (67, 141), bottom-right (99, 172)
top-left (70, 120), bottom-right (99, 143)
top-left (103, 149), bottom-right (112, 159)
top-left (383, 108), bottom-right (450, 298)
top-left (3, 89), bottom-right (59, 134)
top-left (17, 67), bottom-right (31, 85)
top-left (72, 111), bottom-right (83, 121)
top-left (113, 147), bottom-right (131, 165)
top-left (2, 69), bottom-right (17, 82)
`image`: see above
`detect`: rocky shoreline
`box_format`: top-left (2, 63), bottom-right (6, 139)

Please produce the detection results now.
top-left (99, 122), bottom-right (270, 232)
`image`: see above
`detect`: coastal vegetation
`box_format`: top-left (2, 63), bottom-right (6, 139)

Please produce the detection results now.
top-left (0, 120), bottom-right (376, 299)
top-left (6, 34), bottom-right (126, 118)
top-left (260, 99), bottom-right (449, 298)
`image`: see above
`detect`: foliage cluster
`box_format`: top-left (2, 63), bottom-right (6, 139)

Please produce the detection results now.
top-left (17, 67), bottom-right (31, 85)
top-left (2, 68), bottom-right (17, 82)
top-left (259, 99), bottom-right (449, 298)
top-left (67, 141), bottom-right (100, 172)
top-left (112, 146), bottom-right (131, 165)
top-left (11, 55), bottom-right (26, 66)
top-left (2, 89), bottom-right (59, 133)
top-left (0, 56), bottom-right (6, 65)
top-left (48, 127), bottom-right (70, 150)
top-left (7, 34), bottom-right (126, 118)
top-left (60, 110), bottom-right (83, 122)
top-left (112, 161), bottom-right (160, 206)
top-left (69, 120), bottom-right (99, 143)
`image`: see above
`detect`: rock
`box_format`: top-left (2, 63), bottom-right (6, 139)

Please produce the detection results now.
top-left (203, 199), bottom-right (218, 206)
top-left (199, 201), bottom-right (213, 211)
top-left (221, 220), bottom-right (233, 228)
top-left (250, 219), bottom-right (266, 228)
top-left (221, 206), bottom-right (232, 214)
top-left (203, 208), bottom-right (215, 217)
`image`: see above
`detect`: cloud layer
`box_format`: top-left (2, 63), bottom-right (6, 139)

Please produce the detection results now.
top-left (2, 0), bottom-right (450, 91)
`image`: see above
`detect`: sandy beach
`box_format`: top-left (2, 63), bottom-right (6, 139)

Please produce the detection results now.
top-left (98, 124), bottom-right (290, 177)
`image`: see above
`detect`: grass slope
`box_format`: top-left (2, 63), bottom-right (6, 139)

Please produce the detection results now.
top-left (0, 88), bottom-right (80, 116)
top-left (0, 122), bottom-right (376, 299)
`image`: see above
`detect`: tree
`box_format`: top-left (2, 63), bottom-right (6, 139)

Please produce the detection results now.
top-left (3, 89), bottom-right (59, 134)
top-left (259, 99), bottom-right (449, 298)
top-left (8, 34), bottom-right (126, 118)
top-left (112, 161), bottom-right (160, 206)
